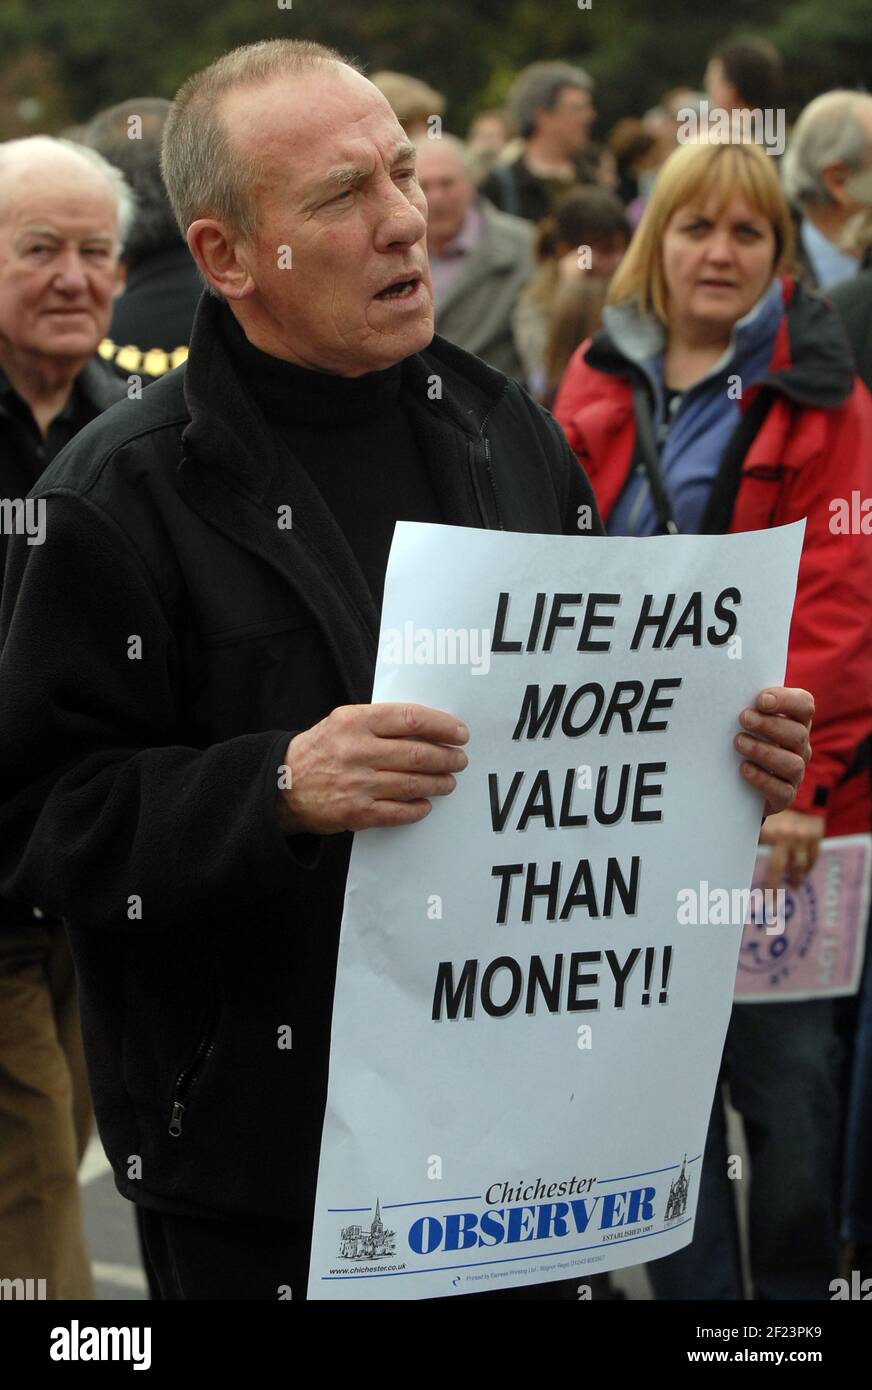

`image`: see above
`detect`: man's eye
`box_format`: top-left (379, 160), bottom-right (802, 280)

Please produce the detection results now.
top-left (83, 247), bottom-right (110, 257)
top-left (27, 245), bottom-right (50, 255)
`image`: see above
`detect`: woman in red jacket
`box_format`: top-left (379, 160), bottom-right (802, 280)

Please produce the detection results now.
top-left (554, 138), bottom-right (872, 1301)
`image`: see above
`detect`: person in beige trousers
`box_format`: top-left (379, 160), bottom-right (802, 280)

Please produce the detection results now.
top-left (0, 134), bottom-right (132, 1299)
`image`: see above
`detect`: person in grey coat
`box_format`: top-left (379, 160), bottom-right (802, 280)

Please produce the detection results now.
top-left (415, 134), bottom-right (534, 379)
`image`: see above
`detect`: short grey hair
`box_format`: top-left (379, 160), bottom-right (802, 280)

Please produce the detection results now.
top-left (85, 98), bottom-right (179, 269)
top-left (412, 131), bottom-right (474, 177)
top-left (507, 61), bottom-right (594, 140)
top-left (161, 38), bottom-right (362, 245)
top-left (0, 135), bottom-right (135, 248)
top-left (782, 91), bottom-right (872, 208)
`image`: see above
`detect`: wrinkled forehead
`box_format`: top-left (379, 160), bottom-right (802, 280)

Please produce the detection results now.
top-left (220, 67), bottom-right (408, 191)
top-left (0, 157), bottom-right (119, 233)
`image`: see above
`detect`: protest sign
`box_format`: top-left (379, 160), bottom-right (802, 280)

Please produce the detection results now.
top-left (734, 835), bottom-right (871, 1003)
top-left (307, 521), bottom-right (804, 1300)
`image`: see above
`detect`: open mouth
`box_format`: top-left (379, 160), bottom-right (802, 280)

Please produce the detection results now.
top-left (374, 277), bottom-right (420, 300)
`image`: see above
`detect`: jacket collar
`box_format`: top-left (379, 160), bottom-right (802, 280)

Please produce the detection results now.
top-left (602, 277), bottom-right (783, 374)
top-left (177, 293), bottom-right (508, 701)
top-left (437, 198), bottom-right (528, 320)
top-left (180, 292), bottom-right (507, 497)
top-left (0, 353), bottom-right (126, 420)
top-left (586, 275), bottom-right (855, 410)
top-left (76, 357), bottom-right (129, 412)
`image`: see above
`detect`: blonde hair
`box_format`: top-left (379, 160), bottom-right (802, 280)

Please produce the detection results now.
top-left (608, 141), bottom-right (793, 323)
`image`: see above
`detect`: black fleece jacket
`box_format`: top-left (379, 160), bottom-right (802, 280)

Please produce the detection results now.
top-left (0, 292), bottom-right (602, 1225)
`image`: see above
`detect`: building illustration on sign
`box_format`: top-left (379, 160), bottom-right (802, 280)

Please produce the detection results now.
top-left (339, 1199), bottom-right (397, 1260)
top-left (664, 1156), bottom-right (690, 1221)
top-left (664, 1156), bottom-right (692, 1223)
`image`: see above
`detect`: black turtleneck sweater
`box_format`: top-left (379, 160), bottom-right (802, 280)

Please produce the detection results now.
top-left (220, 307), bottom-right (442, 611)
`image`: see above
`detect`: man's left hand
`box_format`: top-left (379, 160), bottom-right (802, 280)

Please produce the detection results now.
top-left (733, 686), bottom-right (813, 819)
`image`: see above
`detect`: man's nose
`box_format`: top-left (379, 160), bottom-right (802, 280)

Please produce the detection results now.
top-left (52, 249), bottom-right (90, 292)
top-left (374, 180), bottom-right (428, 250)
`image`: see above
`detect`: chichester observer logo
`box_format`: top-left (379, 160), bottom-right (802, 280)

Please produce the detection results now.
top-left (339, 1198), bottom-right (396, 1260)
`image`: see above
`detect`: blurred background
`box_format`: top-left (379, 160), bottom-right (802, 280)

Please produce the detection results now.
top-left (0, 0), bottom-right (870, 141)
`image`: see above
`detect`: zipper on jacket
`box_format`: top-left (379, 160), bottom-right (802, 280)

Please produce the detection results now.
top-left (467, 439), bottom-right (491, 527)
top-left (482, 434), bottom-right (502, 528)
top-left (468, 399), bottom-right (504, 530)
top-left (168, 1006), bottom-right (219, 1137)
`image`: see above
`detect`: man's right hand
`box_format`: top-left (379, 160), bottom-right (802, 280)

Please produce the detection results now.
top-left (277, 703), bottom-right (470, 835)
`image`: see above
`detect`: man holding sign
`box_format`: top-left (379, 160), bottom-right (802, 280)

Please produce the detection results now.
top-left (0, 40), bottom-right (810, 1300)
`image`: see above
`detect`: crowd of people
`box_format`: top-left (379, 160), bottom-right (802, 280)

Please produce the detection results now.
top-left (0, 32), bottom-right (868, 1301)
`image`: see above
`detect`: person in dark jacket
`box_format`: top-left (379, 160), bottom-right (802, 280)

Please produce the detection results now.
top-left (829, 238), bottom-right (872, 392)
top-left (0, 133), bottom-right (130, 1299)
top-left (828, 219), bottom-right (872, 1288)
top-left (480, 62), bottom-right (599, 223)
top-left (0, 41), bottom-right (812, 1301)
top-left (85, 98), bottom-right (202, 380)
top-left (555, 138), bottom-right (872, 1301)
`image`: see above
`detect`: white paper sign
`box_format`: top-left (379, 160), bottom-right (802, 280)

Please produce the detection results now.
top-left (307, 521), bottom-right (804, 1300)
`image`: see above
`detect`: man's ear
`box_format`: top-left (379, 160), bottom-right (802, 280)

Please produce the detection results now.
top-left (112, 258), bottom-right (128, 298)
top-left (186, 219), bottom-right (255, 300)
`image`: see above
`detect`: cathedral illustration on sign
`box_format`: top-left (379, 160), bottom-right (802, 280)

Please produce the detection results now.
top-left (339, 1199), bottom-right (397, 1260)
top-left (664, 1156), bottom-right (690, 1221)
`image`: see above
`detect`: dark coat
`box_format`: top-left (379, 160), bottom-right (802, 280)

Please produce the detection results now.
top-left (0, 357), bottom-right (126, 577)
top-left (828, 246), bottom-right (872, 395)
top-left (0, 356), bottom-right (126, 931)
top-left (480, 150), bottom-right (598, 224)
top-left (0, 293), bottom-right (602, 1225)
top-left (109, 244), bottom-right (201, 354)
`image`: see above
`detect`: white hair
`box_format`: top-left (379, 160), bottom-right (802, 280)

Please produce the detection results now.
top-left (412, 131), bottom-right (474, 176)
top-left (782, 91), bottom-right (872, 208)
top-left (0, 135), bottom-right (136, 249)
